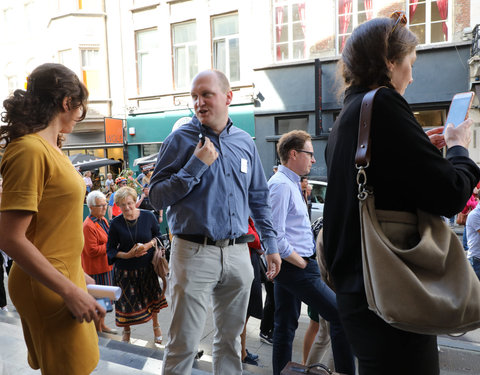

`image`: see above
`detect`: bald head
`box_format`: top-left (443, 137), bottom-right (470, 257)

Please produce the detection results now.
top-left (190, 69), bottom-right (233, 133)
top-left (192, 70), bottom-right (231, 94)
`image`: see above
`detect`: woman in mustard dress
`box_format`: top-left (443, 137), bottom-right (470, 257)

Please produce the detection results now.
top-left (0, 63), bottom-right (105, 374)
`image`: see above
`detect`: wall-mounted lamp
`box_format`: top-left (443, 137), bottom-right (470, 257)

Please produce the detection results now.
top-left (128, 127), bottom-right (136, 136)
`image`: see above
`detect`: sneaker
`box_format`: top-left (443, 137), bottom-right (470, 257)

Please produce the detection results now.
top-left (246, 349), bottom-right (259, 361)
top-left (259, 331), bottom-right (273, 345)
top-left (194, 350), bottom-right (204, 360)
top-left (242, 355), bottom-right (258, 366)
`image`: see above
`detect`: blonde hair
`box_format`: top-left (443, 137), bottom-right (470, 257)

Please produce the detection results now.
top-left (114, 186), bottom-right (137, 205)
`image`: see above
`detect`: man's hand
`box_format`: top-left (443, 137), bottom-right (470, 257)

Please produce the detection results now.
top-left (194, 137), bottom-right (218, 166)
top-left (425, 127), bottom-right (445, 149)
top-left (265, 253), bottom-right (281, 279)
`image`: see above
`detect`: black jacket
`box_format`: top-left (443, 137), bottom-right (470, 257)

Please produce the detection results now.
top-left (324, 86), bottom-right (480, 294)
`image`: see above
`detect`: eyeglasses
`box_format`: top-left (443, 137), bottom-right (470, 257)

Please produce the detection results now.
top-left (389, 11), bottom-right (407, 36)
top-left (295, 149), bottom-right (315, 159)
top-left (93, 204), bottom-right (107, 208)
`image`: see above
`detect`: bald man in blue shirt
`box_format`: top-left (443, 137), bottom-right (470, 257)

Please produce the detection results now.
top-left (150, 70), bottom-right (281, 375)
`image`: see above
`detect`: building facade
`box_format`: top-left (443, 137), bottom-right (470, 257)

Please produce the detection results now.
top-left (0, 0), bottom-right (479, 179)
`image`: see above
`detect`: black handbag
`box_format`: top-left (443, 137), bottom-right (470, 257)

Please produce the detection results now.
top-left (281, 362), bottom-right (340, 375)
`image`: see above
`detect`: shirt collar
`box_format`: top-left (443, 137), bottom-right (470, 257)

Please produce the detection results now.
top-left (278, 165), bottom-right (300, 184)
top-left (192, 115), bottom-right (233, 136)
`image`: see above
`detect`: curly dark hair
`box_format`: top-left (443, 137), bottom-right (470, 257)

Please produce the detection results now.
top-left (1, 63), bottom-right (88, 148)
top-left (339, 17), bottom-right (418, 90)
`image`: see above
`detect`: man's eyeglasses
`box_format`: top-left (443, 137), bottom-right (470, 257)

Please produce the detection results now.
top-left (295, 149), bottom-right (315, 158)
top-left (93, 204), bottom-right (107, 208)
top-left (390, 11), bottom-right (407, 36)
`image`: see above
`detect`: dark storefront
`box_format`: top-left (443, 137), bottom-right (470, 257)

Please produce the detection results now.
top-left (253, 42), bottom-right (472, 179)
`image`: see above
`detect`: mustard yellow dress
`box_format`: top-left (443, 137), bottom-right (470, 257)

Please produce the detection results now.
top-left (0, 134), bottom-right (99, 374)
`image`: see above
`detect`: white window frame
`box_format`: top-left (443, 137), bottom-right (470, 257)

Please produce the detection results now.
top-left (273, 0), bottom-right (306, 62)
top-left (135, 28), bottom-right (160, 95)
top-left (172, 21), bottom-right (198, 90)
top-left (407, 0), bottom-right (452, 45)
top-left (336, 0), bottom-right (373, 54)
top-left (211, 13), bottom-right (240, 83)
top-left (80, 47), bottom-right (102, 97)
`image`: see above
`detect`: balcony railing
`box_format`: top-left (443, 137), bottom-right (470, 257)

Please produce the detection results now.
top-left (473, 24), bottom-right (480, 57)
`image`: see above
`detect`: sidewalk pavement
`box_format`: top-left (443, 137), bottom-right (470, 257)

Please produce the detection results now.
top-left (3, 270), bottom-right (480, 374)
top-left (0, 274), bottom-right (304, 373)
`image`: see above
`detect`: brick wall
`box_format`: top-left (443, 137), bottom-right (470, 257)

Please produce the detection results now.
top-left (454, 0), bottom-right (471, 37)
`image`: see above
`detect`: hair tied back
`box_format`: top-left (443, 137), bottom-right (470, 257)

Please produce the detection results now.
top-left (26, 76), bottom-right (35, 94)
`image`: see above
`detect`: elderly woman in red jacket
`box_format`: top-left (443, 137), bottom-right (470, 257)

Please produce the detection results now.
top-left (82, 190), bottom-right (116, 334)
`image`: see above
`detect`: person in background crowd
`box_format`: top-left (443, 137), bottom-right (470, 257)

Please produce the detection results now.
top-left (149, 69), bottom-right (280, 375)
top-left (142, 170), bottom-right (153, 186)
top-left (258, 259), bottom-right (275, 346)
top-left (82, 190), bottom-right (117, 334)
top-left (107, 186), bottom-right (167, 344)
top-left (83, 170), bottom-right (93, 193)
top-left (466, 191), bottom-right (480, 280)
top-left (136, 184), bottom-right (163, 224)
top-left (300, 177), bottom-right (312, 220)
top-left (268, 130), bottom-right (354, 375)
top-left (0, 177), bottom-right (7, 312)
top-left (0, 63), bottom-right (104, 374)
top-left (240, 218), bottom-right (264, 366)
top-left (302, 228), bottom-right (334, 368)
top-left (324, 14), bottom-right (480, 374)
top-left (136, 171), bottom-right (145, 185)
top-left (460, 186), bottom-right (480, 250)
top-left (105, 173), bottom-right (114, 193)
top-left (270, 165), bottom-right (279, 178)
top-left (108, 177), bottom-right (127, 220)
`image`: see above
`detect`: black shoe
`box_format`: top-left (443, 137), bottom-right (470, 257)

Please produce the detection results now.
top-left (259, 331), bottom-right (273, 345)
top-left (246, 349), bottom-right (259, 361)
top-left (242, 355), bottom-right (258, 366)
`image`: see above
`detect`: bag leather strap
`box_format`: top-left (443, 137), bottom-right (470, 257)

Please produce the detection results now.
top-left (354, 87), bottom-right (385, 167)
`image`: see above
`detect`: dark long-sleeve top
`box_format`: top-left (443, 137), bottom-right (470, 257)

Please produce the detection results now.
top-left (149, 115), bottom-right (277, 254)
top-left (324, 86), bottom-right (480, 294)
top-left (106, 209), bottom-right (159, 270)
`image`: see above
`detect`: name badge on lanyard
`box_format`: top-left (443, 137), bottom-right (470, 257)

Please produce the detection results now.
top-left (241, 158), bottom-right (248, 174)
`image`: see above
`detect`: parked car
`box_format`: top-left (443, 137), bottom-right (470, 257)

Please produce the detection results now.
top-left (309, 179), bottom-right (327, 223)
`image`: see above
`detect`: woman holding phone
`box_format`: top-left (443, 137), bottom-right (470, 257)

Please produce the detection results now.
top-left (323, 13), bottom-right (480, 374)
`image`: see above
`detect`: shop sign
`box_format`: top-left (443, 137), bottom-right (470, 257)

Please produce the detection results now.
top-left (105, 118), bottom-right (124, 144)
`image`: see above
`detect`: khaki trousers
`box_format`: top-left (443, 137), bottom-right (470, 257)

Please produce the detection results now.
top-left (162, 236), bottom-right (253, 375)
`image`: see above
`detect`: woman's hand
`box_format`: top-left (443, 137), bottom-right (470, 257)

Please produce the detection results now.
top-left (426, 127), bottom-right (446, 149)
top-left (445, 119), bottom-right (473, 149)
top-left (84, 273), bottom-right (95, 285)
top-left (63, 284), bottom-right (106, 330)
top-left (126, 243), bottom-right (148, 258)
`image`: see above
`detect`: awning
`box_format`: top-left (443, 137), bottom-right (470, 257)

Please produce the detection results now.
top-left (126, 104), bottom-right (254, 144)
top-left (133, 153), bottom-right (157, 167)
top-left (69, 154), bottom-right (121, 171)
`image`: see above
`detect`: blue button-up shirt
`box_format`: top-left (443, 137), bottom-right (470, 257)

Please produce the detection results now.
top-left (149, 116), bottom-right (277, 255)
top-left (268, 165), bottom-right (315, 258)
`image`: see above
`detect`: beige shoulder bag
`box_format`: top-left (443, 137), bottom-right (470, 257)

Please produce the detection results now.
top-left (356, 88), bottom-right (480, 335)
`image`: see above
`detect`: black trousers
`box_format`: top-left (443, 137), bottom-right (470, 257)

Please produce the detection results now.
top-left (0, 253), bottom-right (7, 308)
top-left (337, 292), bottom-right (439, 375)
top-left (259, 258), bottom-right (275, 334)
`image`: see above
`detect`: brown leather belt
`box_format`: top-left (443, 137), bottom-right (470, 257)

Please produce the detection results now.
top-left (176, 234), bottom-right (254, 247)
